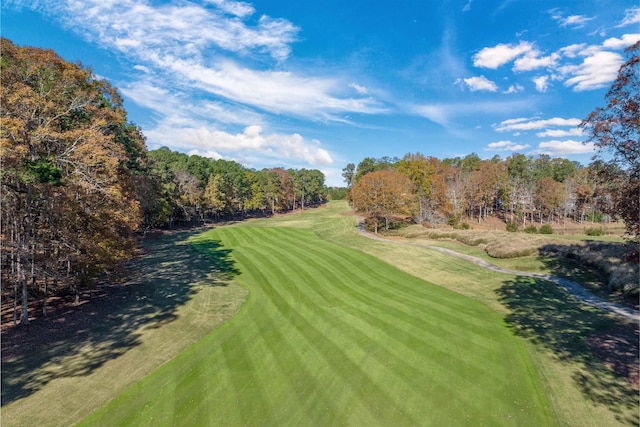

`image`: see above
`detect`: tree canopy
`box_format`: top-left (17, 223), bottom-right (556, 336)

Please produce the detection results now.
top-left (581, 41), bottom-right (639, 244)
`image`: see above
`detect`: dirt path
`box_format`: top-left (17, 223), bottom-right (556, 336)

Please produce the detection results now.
top-left (357, 222), bottom-right (640, 322)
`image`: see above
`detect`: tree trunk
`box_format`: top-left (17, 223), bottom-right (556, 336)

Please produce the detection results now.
top-left (13, 279), bottom-right (18, 327)
top-left (20, 264), bottom-right (29, 325)
top-left (43, 275), bottom-right (48, 318)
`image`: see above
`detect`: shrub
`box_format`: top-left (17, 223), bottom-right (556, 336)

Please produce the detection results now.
top-left (539, 224), bottom-right (553, 234)
top-left (585, 227), bottom-right (604, 236)
top-left (447, 215), bottom-right (458, 227)
top-left (506, 221), bottom-right (519, 232)
top-left (524, 225), bottom-right (538, 234)
top-left (455, 222), bottom-right (470, 230)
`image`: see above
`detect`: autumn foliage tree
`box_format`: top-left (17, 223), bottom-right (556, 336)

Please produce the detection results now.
top-left (581, 41), bottom-right (639, 244)
top-left (1, 38), bottom-right (147, 323)
top-left (351, 170), bottom-right (414, 233)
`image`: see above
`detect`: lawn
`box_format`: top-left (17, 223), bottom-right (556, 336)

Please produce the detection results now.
top-left (79, 215), bottom-right (552, 425)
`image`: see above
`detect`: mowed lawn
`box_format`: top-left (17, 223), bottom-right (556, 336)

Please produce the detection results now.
top-left (80, 224), bottom-right (552, 426)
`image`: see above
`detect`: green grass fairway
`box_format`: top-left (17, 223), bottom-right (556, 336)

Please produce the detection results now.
top-left (79, 224), bottom-right (552, 425)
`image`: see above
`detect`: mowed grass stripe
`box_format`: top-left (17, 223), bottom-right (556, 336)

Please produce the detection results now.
top-left (80, 223), bottom-right (552, 426)
top-left (248, 229), bottom-right (521, 418)
top-left (215, 227), bottom-right (381, 423)
top-left (207, 227), bottom-right (447, 423)
top-left (227, 226), bottom-right (545, 424)
top-left (271, 226), bottom-right (491, 323)
top-left (249, 238), bottom-right (497, 421)
top-left (262, 226), bottom-right (505, 356)
top-left (233, 245), bottom-right (420, 425)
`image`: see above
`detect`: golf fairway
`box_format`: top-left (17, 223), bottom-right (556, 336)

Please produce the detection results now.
top-left (79, 224), bottom-right (552, 426)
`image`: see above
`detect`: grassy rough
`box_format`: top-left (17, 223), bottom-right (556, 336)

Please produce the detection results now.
top-left (1, 231), bottom-right (248, 427)
top-left (391, 224), bottom-right (639, 295)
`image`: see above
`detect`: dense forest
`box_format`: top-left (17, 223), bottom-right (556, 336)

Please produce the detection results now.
top-left (1, 39), bottom-right (326, 325)
top-left (346, 152), bottom-right (610, 231)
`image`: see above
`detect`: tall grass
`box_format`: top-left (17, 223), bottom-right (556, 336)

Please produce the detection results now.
top-left (391, 224), bottom-right (639, 296)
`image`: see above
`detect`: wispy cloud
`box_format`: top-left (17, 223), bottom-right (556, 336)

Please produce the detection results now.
top-left (411, 99), bottom-right (534, 128)
top-left (19, 0), bottom-right (386, 122)
top-left (603, 34), bottom-right (640, 49)
top-left (549, 10), bottom-right (595, 29)
top-left (484, 140), bottom-right (531, 151)
top-left (532, 75), bottom-right (549, 92)
top-left (205, 0), bottom-right (255, 18)
top-left (11, 0), bottom-right (400, 167)
top-left (559, 50), bottom-right (623, 91)
top-left (494, 117), bottom-right (582, 132)
top-left (349, 82), bottom-right (369, 95)
top-left (536, 128), bottom-right (585, 138)
top-left (54, 0), bottom-right (300, 61)
top-left (473, 41), bottom-right (532, 69)
top-left (535, 140), bottom-right (596, 155)
top-left (617, 6), bottom-right (640, 27)
top-left (462, 76), bottom-right (498, 92)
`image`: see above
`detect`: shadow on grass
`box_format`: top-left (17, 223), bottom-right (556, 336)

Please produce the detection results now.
top-left (538, 241), bottom-right (639, 309)
top-left (497, 277), bottom-right (639, 425)
top-left (1, 229), bottom-right (238, 406)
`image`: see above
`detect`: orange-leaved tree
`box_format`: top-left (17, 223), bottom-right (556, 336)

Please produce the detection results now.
top-left (1, 38), bottom-right (146, 323)
top-left (350, 170), bottom-right (414, 233)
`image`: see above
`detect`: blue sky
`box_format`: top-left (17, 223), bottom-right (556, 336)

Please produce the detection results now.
top-left (3, 1), bottom-right (639, 186)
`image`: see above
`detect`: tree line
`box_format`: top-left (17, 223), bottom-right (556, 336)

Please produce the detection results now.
top-left (346, 152), bottom-right (606, 232)
top-left (0, 39), bottom-right (326, 325)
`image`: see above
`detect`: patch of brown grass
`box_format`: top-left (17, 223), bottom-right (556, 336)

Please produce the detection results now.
top-left (391, 224), bottom-right (639, 297)
top-left (540, 242), bottom-right (639, 296)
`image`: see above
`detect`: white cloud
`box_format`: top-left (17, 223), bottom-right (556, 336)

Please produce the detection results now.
top-left (532, 75), bottom-right (549, 92)
top-left (536, 128), bottom-right (585, 138)
top-left (495, 117), bottom-right (582, 132)
top-left (536, 140), bottom-right (596, 155)
top-left (603, 34), bottom-right (640, 49)
top-left (560, 50), bottom-right (623, 91)
top-left (558, 15), bottom-right (595, 29)
top-left (177, 60), bottom-right (386, 119)
top-left (503, 84), bottom-right (524, 94)
top-left (205, 0), bottom-right (255, 18)
top-left (617, 6), bottom-right (640, 27)
top-left (463, 75), bottom-right (498, 92)
top-left (27, 1), bottom-right (388, 122)
top-left (349, 83), bottom-right (369, 94)
top-left (484, 140), bottom-right (531, 151)
top-left (514, 51), bottom-right (559, 71)
top-left (411, 100), bottom-right (534, 128)
top-left (50, 0), bottom-right (300, 61)
top-left (120, 80), bottom-right (263, 126)
top-left (412, 105), bottom-right (450, 127)
top-left (146, 123), bottom-right (334, 166)
top-left (559, 44), bottom-right (588, 58)
top-left (473, 41), bottom-right (532, 69)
